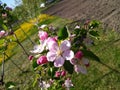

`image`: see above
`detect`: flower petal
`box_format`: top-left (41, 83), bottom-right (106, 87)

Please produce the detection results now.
top-left (74, 65), bottom-right (87, 74)
top-left (63, 50), bottom-right (74, 60)
top-left (47, 51), bottom-right (56, 62)
top-left (70, 58), bottom-right (77, 65)
top-left (30, 45), bottom-right (43, 53)
top-left (54, 56), bottom-right (65, 67)
top-left (60, 40), bottom-right (71, 51)
top-left (47, 37), bottom-right (58, 52)
top-left (82, 57), bottom-right (89, 65)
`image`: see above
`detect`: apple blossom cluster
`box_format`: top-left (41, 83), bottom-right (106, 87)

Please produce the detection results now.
top-left (30, 29), bottom-right (89, 73)
top-left (29, 22), bottom-right (99, 89)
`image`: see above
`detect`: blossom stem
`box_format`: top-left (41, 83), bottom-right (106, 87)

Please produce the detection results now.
top-left (66, 87), bottom-right (70, 90)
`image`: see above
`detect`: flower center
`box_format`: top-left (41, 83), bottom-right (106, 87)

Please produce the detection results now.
top-left (57, 50), bottom-right (63, 56)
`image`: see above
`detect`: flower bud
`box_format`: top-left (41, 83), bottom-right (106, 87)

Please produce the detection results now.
top-left (37, 56), bottom-right (48, 65)
top-left (38, 31), bottom-right (48, 41)
top-left (55, 71), bottom-right (61, 78)
top-left (75, 51), bottom-right (83, 59)
top-left (61, 70), bottom-right (66, 77)
top-left (28, 55), bottom-right (34, 61)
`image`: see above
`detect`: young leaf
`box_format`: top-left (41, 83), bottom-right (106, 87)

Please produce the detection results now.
top-left (2, 24), bottom-right (8, 30)
top-left (89, 20), bottom-right (100, 28)
top-left (81, 49), bottom-right (100, 62)
top-left (89, 31), bottom-right (99, 37)
top-left (64, 61), bottom-right (74, 74)
top-left (32, 59), bottom-right (39, 70)
top-left (58, 26), bottom-right (68, 40)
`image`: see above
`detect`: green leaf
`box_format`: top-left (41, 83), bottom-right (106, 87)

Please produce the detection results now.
top-left (89, 20), bottom-right (100, 28)
top-left (81, 49), bottom-right (100, 62)
top-left (74, 28), bottom-right (80, 35)
top-left (58, 26), bottom-right (68, 40)
top-left (32, 59), bottom-right (39, 70)
top-left (89, 31), bottom-right (99, 37)
top-left (64, 61), bottom-right (74, 74)
top-left (48, 67), bottom-right (58, 78)
top-left (5, 81), bottom-right (16, 89)
top-left (2, 24), bottom-right (8, 30)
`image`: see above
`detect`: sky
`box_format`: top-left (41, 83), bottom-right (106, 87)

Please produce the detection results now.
top-left (1, 0), bottom-right (21, 8)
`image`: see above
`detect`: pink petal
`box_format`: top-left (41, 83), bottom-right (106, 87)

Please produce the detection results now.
top-left (70, 58), bottom-right (77, 65)
top-left (47, 37), bottom-right (58, 52)
top-left (74, 65), bottom-right (87, 74)
top-left (30, 45), bottom-right (43, 53)
top-left (63, 50), bottom-right (74, 60)
top-left (60, 40), bottom-right (71, 51)
top-left (47, 51), bottom-right (56, 62)
top-left (38, 31), bottom-right (48, 41)
top-left (82, 58), bottom-right (89, 65)
top-left (0, 30), bottom-right (6, 37)
top-left (64, 78), bottom-right (73, 88)
top-left (54, 56), bottom-right (65, 67)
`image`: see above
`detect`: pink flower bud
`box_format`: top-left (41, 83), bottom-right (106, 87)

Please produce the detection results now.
top-left (38, 31), bottom-right (48, 41)
top-left (61, 70), bottom-right (66, 77)
top-left (28, 55), bottom-right (34, 60)
top-left (75, 51), bottom-right (83, 59)
top-left (0, 30), bottom-right (6, 38)
top-left (37, 56), bottom-right (48, 65)
top-left (55, 71), bottom-right (61, 77)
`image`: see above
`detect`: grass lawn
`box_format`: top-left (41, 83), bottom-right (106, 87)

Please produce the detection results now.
top-left (0, 15), bottom-right (120, 90)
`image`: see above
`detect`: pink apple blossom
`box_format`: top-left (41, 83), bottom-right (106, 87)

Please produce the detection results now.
top-left (39, 81), bottom-right (50, 89)
top-left (64, 78), bottom-right (73, 88)
top-left (37, 56), bottom-right (48, 65)
top-left (70, 56), bottom-right (89, 74)
top-left (47, 40), bottom-right (74, 67)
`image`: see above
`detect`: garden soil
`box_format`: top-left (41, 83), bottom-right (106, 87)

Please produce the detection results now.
top-left (44, 0), bottom-right (120, 31)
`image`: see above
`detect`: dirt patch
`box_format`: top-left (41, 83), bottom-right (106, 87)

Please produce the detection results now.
top-left (44, 0), bottom-right (120, 31)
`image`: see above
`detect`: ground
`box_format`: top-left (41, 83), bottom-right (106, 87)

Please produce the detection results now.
top-left (44, 0), bottom-right (120, 32)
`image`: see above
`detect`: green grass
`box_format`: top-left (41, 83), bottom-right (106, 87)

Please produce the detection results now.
top-left (71, 29), bottom-right (120, 90)
top-left (0, 16), bottom-right (120, 90)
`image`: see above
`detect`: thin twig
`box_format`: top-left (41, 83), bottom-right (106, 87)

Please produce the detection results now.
top-left (13, 33), bottom-right (29, 57)
top-left (16, 22), bottom-right (35, 45)
top-left (4, 53), bottom-right (25, 73)
top-left (0, 52), bottom-right (5, 85)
